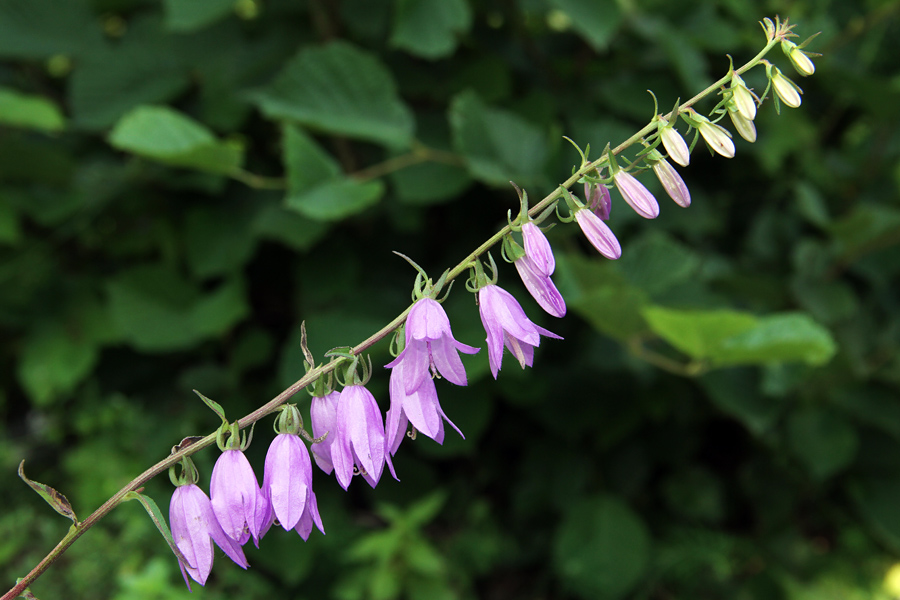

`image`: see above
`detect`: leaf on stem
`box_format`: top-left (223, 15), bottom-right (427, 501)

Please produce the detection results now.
top-left (18, 461), bottom-right (79, 526)
top-left (123, 491), bottom-right (193, 568)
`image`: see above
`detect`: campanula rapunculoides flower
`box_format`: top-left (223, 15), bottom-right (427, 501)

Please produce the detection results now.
top-left (770, 66), bottom-right (802, 108)
top-left (514, 254), bottom-right (566, 318)
top-left (170, 482), bottom-right (248, 590)
top-left (613, 169), bottom-right (660, 219)
top-left (729, 72), bottom-right (757, 121)
top-left (782, 39), bottom-right (815, 76)
top-left (478, 283), bottom-right (562, 378)
top-left (263, 431), bottom-right (323, 534)
top-left (657, 116), bottom-right (690, 167)
top-left (728, 105), bottom-right (757, 143)
top-left (651, 157), bottom-right (691, 208)
top-left (385, 297), bottom-right (480, 394)
top-left (521, 221), bottom-right (554, 277)
top-left (330, 383), bottom-right (386, 490)
top-left (574, 208), bottom-right (621, 259)
top-left (385, 353), bottom-right (464, 458)
top-left (689, 111), bottom-right (735, 158)
top-left (309, 390), bottom-right (339, 474)
top-left (585, 182), bottom-right (611, 221)
top-left (210, 448), bottom-right (269, 547)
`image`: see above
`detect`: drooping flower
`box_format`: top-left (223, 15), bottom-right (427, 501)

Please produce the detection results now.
top-left (210, 448), bottom-right (269, 547)
top-left (770, 66), bottom-right (802, 108)
top-left (782, 39), bottom-right (815, 76)
top-left (169, 482), bottom-right (248, 590)
top-left (309, 390), bottom-right (339, 474)
top-left (385, 353), bottom-right (464, 458)
top-left (385, 297), bottom-right (480, 394)
top-left (574, 208), bottom-right (621, 258)
top-left (330, 383), bottom-right (386, 490)
top-left (613, 169), bottom-right (660, 219)
top-left (514, 254), bottom-right (566, 318)
top-left (262, 430), bottom-right (323, 536)
top-left (584, 182), bottom-right (611, 221)
top-left (521, 221), bottom-right (555, 277)
top-left (651, 158), bottom-right (691, 208)
top-left (658, 117), bottom-right (690, 167)
top-left (478, 283), bottom-right (562, 379)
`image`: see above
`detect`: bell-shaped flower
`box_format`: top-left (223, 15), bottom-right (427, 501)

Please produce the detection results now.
top-left (330, 383), bottom-right (386, 490)
top-left (729, 73), bottom-right (757, 121)
top-left (771, 67), bottom-right (802, 108)
top-left (385, 354), bottom-right (464, 460)
top-left (262, 432), bottom-right (324, 536)
top-left (782, 39), bottom-right (815, 76)
top-left (585, 182), bottom-right (611, 221)
top-left (210, 448), bottom-right (269, 547)
top-left (574, 209), bottom-right (621, 259)
top-left (658, 117), bottom-right (690, 167)
top-left (727, 105), bottom-right (757, 143)
top-left (169, 483), bottom-right (248, 590)
top-left (613, 169), bottom-right (660, 219)
top-left (521, 221), bottom-right (555, 277)
top-left (309, 390), bottom-right (339, 474)
top-left (694, 116), bottom-right (735, 158)
top-left (514, 254), bottom-right (566, 318)
top-left (478, 283), bottom-right (562, 378)
top-left (385, 297), bottom-right (480, 394)
top-left (651, 158), bottom-right (691, 208)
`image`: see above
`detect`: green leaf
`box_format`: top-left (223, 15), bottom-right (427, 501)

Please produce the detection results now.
top-left (642, 306), bottom-right (758, 360)
top-left (701, 369), bottom-right (783, 436)
top-left (547, 0), bottom-right (622, 51)
top-left (252, 203), bottom-right (331, 252)
top-left (0, 199), bottom-right (21, 245)
top-left (715, 313), bottom-right (837, 367)
top-left (106, 265), bottom-right (248, 352)
top-left (615, 232), bottom-right (701, 296)
top-left (850, 477), bottom-right (900, 553)
top-left (253, 41), bottom-right (414, 148)
top-left (0, 0), bottom-right (103, 59)
top-left (282, 125), bottom-right (384, 220)
top-left (449, 90), bottom-right (549, 186)
top-left (554, 494), bottom-right (650, 599)
top-left (109, 105), bottom-right (244, 175)
top-left (787, 407), bottom-right (858, 480)
top-left (17, 324), bottom-right (99, 407)
top-left (183, 204), bottom-right (259, 278)
top-left (163, 0), bottom-right (235, 32)
top-left (0, 87), bottom-right (65, 132)
top-left (390, 0), bottom-right (471, 59)
top-left (18, 461), bottom-right (78, 525)
top-left (123, 491), bottom-right (191, 567)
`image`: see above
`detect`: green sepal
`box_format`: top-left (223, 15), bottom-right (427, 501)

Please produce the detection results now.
top-left (123, 491), bottom-right (193, 569)
top-left (193, 389), bottom-right (228, 426)
top-left (18, 461), bottom-right (78, 526)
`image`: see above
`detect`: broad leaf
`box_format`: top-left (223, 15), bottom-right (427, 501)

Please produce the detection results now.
top-left (163, 0), bottom-right (234, 32)
top-left (390, 0), bottom-right (471, 59)
top-left (548, 0), bottom-right (622, 51)
top-left (0, 87), bottom-right (65, 132)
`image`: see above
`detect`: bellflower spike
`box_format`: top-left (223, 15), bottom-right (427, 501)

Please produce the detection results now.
top-left (651, 158), bottom-right (691, 208)
top-left (385, 297), bottom-right (480, 394)
top-left (613, 169), bottom-right (660, 219)
top-left (521, 221), bottom-right (555, 277)
top-left (574, 208), bottom-right (621, 259)
top-left (478, 283), bottom-right (562, 378)
top-left (170, 483), bottom-right (248, 590)
top-left (210, 449), bottom-right (269, 547)
top-left (330, 383), bottom-right (386, 490)
top-left (263, 433), bottom-right (324, 535)
top-left (309, 390), bottom-right (339, 474)
top-left (386, 354), bottom-right (464, 458)
top-left (514, 254), bottom-right (566, 318)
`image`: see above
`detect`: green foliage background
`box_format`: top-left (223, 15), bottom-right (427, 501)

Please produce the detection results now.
top-left (2, 0), bottom-right (900, 598)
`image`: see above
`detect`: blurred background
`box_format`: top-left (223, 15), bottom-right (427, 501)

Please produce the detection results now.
top-left (2, 0), bottom-right (900, 598)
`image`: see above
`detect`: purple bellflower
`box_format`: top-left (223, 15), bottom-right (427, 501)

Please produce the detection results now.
top-left (574, 209), bottom-right (621, 259)
top-left (262, 429), bottom-right (324, 537)
top-left (330, 383), bottom-right (386, 490)
top-left (309, 390), bottom-right (339, 474)
top-left (514, 254), bottom-right (566, 318)
top-left (613, 169), bottom-right (660, 219)
top-left (478, 283), bottom-right (562, 378)
top-left (385, 297), bottom-right (480, 393)
top-left (585, 182), bottom-right (612, 221)
top-left (385, 351), bottom-right (464, 460)
top-left (521, 221), bottom-right (555, 277)
top-left (169, 479), bottom-right (248, 590)
top-left (210, 447), bottom-right (269, 547)
top-left (650, 157), bottom-right (691, 208)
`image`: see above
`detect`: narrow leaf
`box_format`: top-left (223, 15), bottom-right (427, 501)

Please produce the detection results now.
top-left (193, 389), bottom-right (227, 424)
top-left (18, 461), bottom-right (78, 525)
top-left (124, 491), bottom-right (193, 568)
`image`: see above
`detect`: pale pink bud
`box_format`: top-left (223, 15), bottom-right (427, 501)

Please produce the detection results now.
top-left (651, 159), bottom-right (691, 208)
top-left (613, 170), bottom-right (659, 219)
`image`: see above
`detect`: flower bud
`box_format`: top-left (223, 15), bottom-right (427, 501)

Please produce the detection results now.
top-left (613, 169), bottom-right (660, 219)
top-left (782, 40), bottom-right (815, 76)
top-left (650, 158), bottom-right (691, 208)
top-left (657, 117), bottom-right (690, 167)
top-left (771, 67), bottom-right (802, 108)
top-left (729, 73), bottom-right (757, 121)
top-left (727, 105), bottom-right (757, 143)
top-left (694, 116), bottom-right (735, 159)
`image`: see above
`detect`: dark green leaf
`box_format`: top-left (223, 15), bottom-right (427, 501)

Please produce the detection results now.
top-left (253, 41), bottom-right (415, 148)
top-left (390, 0), bottom-right (471, 59)
top-left (285, 178), bottom-right (384, 221)
top-left (0, 0), bottom-right (102, 59)
top-left (548, 0), bottom-right (622, 51)
top-left (787, 407), bottom-right (858, 480)
top-left (163, 0), bottom-right (234, 32)
top-left (17, 325), bottom-right (99, 407)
